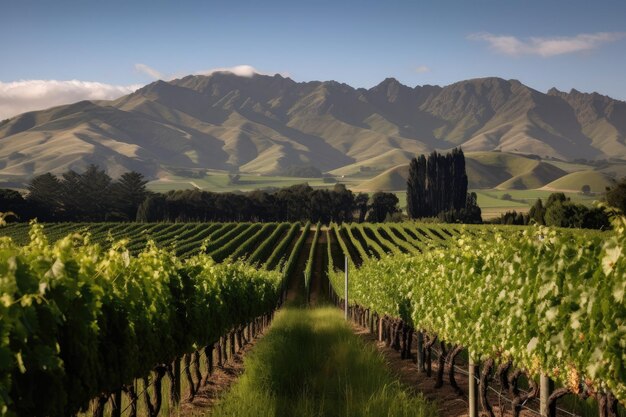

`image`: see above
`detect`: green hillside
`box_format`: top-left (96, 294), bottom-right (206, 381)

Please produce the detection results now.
top-left (328, 149), bottom-right (415, 177)
top-left (496, 162), bottom-right (567, 190)
top-left (465, 152), bottom-right (539, 188)
top-left (354, 164), bottom-right (409, 191)
top-left (542, 170), bottom-right (617, 193)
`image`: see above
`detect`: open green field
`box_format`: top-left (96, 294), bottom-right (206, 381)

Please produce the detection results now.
top-left (476, 188), bottom-right (599, 205)
top-left (147, 173), bottom-right (361, 193)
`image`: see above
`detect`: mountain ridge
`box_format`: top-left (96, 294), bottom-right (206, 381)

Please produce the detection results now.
top-left (1, 73), bottom-right (625, 182)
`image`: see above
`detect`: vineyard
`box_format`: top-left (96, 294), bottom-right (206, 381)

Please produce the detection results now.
top-left (0, 220), bottom-right (624, 417)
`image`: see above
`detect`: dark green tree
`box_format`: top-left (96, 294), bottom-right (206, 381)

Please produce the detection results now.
top-left (581, 207), bottom-right (610, 229)
top-left (545, 201), bottom-right (578, 227)
top-left (367, 192), bottom-right (399, 222)
top-left (26, 173), bottom-right (62, 220)
top-left (275, 183), bottom-right (313, 221)
top-left (581, 184), bottom-right (591, 195)
top-left (525, 193), bottom-right (610, 230)
top-left (463, 192), bottom-right (482, 223)
top-left (58, 170), bottom-right (83, 218)
top-left (439, 192), bottom-right (482, 223)
top-left (355, 193), bottom-right (369, 223)
top-left (407, 156), bottom-right (425, 218)
top-left (75, 165), bottom-right (113, 221)
top-left (407, 148), bottom-right (471, 221)
top-left (606, 178), bottom-right (626, 213)
top-left (136, 194), bottom-right (169, 222)
top-left (451, 148), bottom-right (468, 210)
top-left (0, 189), bottom-right (26, 220)
top-left (110, 172), bottom-right (149, 220)
top-left (546, 192), bottom-right (568, 207)
top-left (330, 184), bottom-right (355, 222)
top-left (310, 189), bottom-right (333, 223)
top-left (528, 198), bottom-right (545, 225)
top-left (426, 152), bottom-right (439, 215)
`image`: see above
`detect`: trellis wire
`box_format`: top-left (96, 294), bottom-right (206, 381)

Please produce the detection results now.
top-left (427, 339), bottom-right (581, 417)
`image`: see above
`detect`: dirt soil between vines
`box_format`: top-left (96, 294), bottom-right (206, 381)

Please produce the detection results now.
top-left (178, 330), bottom-right (265, 416)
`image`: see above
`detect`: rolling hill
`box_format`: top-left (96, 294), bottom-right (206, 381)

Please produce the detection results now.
top-left (464, 152), bottom-right (567, 190)
top-left (354, 164), bottom-right (410, 191)
top-left (496, 162), bottom-right (567, 190)
top-left (1, 72), bottom-right (625, 186)
top-left (542, 171), bottom-right (617, 193)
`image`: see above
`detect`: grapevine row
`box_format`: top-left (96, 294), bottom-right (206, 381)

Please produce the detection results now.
top-left (247, 223), bottom-right (290, 266)
top-left (208, 223), bottom-right (262, 262)
top-left (264, 223), bottom-right (300, 270)
top-left (282, 221), bottom-right (311, 279)
top-left (329, 221), bottom-right (625, 409)
top-left (304, 223), bottom-right (321, 299)
top-left (228, 223), bottom-right (278, 262)
top-left (0, 223), bottom-right (288, 416)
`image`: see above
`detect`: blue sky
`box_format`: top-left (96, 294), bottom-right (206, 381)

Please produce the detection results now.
top-left (0, 0), bottom-right (625, 118)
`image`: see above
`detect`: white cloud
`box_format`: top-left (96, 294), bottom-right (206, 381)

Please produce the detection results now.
top-left (195, 65), bottom-right (290, 78)
top-left (135, 63), bottom-right (163, 80)
top-left (0, 80), bottom-right (142, 120)
top-left (135, 63), bottom-right (289, 82)
top-left (415, 65), bottom-right (430, 73)
top-left (197, 64), bottom-right (260, 77)
top-left (468, 31), bottom-right (626, 57)
top-left (0, 64), bottom-right (289, 120)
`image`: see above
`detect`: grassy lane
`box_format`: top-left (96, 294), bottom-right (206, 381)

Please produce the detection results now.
top-left (210, 307), bottom-right (437, 417)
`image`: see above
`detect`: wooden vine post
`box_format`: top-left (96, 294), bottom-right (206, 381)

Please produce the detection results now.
top-left (468, 353), bottom-right (478, 417)
top-left (111, 390), bottom-right (122, 417)
top-left (344, 256), bottom-right (348, 320)
top-left (328, 273), bottom-right (331, 300)
top-left (172, 357), bottom-right (181, 406)
top-left (540, 374), bottom-right (554, 417)
top-left (416, 331), bottom-right (424, 372)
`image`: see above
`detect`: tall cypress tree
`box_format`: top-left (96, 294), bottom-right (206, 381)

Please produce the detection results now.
top-left (407, 147), bottom-right (470, 219)
top-left (416, 154), bottom-right (427, 217)
top-left (452, 148), bottom-right (468, 210)
top-left (407, 158), bottom-right (419, 218)
top-left (426, 151), bottom-right (438, 216)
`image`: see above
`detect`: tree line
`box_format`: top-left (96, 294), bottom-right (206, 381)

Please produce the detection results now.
top-left (0, 165), bottom-right (400, 223)
top-left (489, 178), bottom-right (626, 229)
top-left (406, 148), bottom-right (481, 223)
top-left (1, 165), bottom-right (149, 222)
top-left (137, 184), bottom-right (399, 223)
top-left (489, 193), bottom-right (611, 229)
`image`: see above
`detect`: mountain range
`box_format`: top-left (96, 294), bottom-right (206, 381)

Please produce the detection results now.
top-left (1, 72), bottom-right (625, 184)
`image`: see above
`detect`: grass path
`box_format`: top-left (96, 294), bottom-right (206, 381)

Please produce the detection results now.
top-left (209, 307), bottom-right (437, 417)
